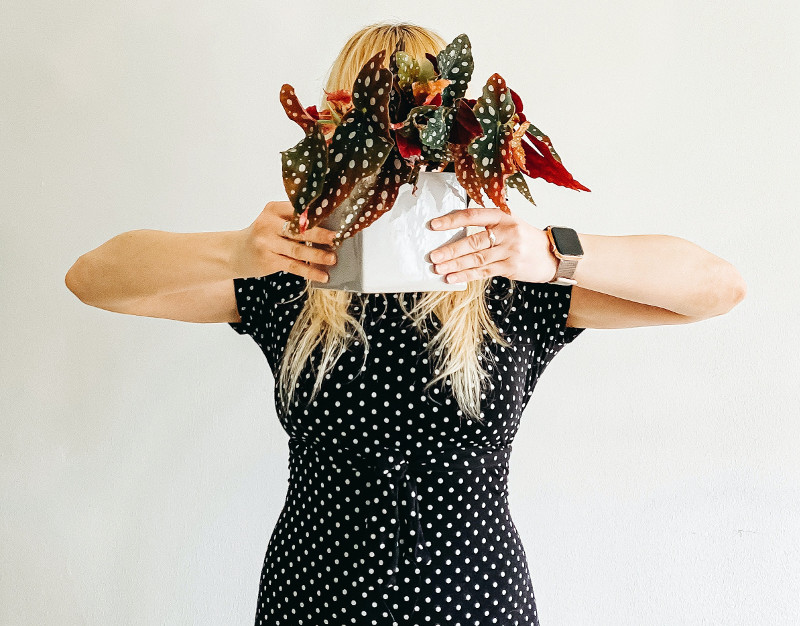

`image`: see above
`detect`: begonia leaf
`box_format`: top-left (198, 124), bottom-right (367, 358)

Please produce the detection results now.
top-left (467, 73), bottom-right (517, 213)
top-left (334, 146), bottom-right (414, 245)
top-left (419, 106), bottom-right (453, 151)
top-left (394, 129), bottom-right (422, 159)
top-left (279, 84), bottom-right (318, 134)
top-left (506, 85), bottom-right (589, 192)
top-left (425, 52), bottom-right (439, 75)
top-left (451, 142), bottom-right (488, 208)
top-left (449, 98), bottom-right (483, 145)
top-left (509, 120), bottom-right (531, 172)
top-left (285, 51), bottom-right (395, 235)
top-left (280, 125), bottom-right (328, 214)
top-left (417, 56), bottom-right (437, 83)
top-left (520, 128), bottom-right (590, 192)
top-left (506, 171), bottom-right (536, 206)
top-left (420, 141), bottom-right (453, 164)
top-left (437, 34), bottom-right (474, 108)
top-left (395, 51), bottom-right (420, 90)
top-left (412, 78), bottom-right (451, 107)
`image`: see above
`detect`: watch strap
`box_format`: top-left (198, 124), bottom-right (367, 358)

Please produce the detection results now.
top-left (545, 225), bottom-right (581, 286)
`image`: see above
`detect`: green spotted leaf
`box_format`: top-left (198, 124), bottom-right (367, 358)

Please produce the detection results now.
top-left (280, 125), bottom-right (327, 214)
top-left (437, 34), bottom-right (474, 108)
top-left (467, 73), bottom-right (517, 212)
top-left (506, 171), bottom-right (536, 206)
top-left (394, 51), bottom-right (420, 90)
top-left (419, 106), bottom-right (454, 151)
top-left (291, 50), bottom-right (394, 234)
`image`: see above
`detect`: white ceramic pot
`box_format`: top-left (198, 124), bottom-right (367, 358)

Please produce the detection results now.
top-left (312, 171), bottom-right (475, 293)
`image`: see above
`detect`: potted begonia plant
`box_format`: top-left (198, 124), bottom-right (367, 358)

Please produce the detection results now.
top-left (278, 33), bottom-right (589, 292)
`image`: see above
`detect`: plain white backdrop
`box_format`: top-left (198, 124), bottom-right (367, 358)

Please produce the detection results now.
top-left (3, 1), bottom-right (798, 624)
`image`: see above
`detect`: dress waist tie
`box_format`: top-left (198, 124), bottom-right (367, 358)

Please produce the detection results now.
top-left (288, 436), bottom-right (513, 621)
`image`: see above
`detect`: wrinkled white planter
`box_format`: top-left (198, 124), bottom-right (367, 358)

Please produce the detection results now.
top-left (312, 171), bottom-right (473, 293)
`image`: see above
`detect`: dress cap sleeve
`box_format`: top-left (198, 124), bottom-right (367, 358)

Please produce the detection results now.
top-left (515, 280), bottom-right (585, 369)
top-left (228, 275), bottom-right (271, 337)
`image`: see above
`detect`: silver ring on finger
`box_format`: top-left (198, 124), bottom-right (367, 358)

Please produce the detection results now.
top-left (282, 220), bottom-right (290, 235)
top-left (486, 227), bottom-right (497, 248)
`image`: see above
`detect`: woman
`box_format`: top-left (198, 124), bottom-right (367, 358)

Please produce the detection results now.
top-left (65, 21), bottom-right (746, 626)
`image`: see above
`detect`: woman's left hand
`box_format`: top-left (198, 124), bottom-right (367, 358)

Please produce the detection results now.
top-left (428, 207), bottom-right (558, 284)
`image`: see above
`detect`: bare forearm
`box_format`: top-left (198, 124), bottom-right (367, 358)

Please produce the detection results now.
top-left (568, 233), bottom-right (747, 317)
top-left (65, 229), bottom-right (243, 306)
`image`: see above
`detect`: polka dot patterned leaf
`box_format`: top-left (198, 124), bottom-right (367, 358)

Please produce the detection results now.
top-left (350, 50), bottom-right (394, 140)
top-left (506, 171), bottom-right (537, 206)
top-left (400, 104), bottom-right (439, 133)
top-left (451, 142), bottom-right (488, 208)
top-left (279, 84), bottom-right (319, 135)
top-left (323, 169), bottom-right (380, 245)
top-left (394, 51), bottom-right (421, 90)
top-left (280, 125), bottom-right (327, 214)
top-left (285, 51), bottom-right (395, 235)
top-left (292, 108), bottom-right (394, 234)
top-left (436, 33), bottom-right (474, 108)
top-left (418, 105), bottom-right (454, 151)
top-left (336, 146), bottom-right (413, 244)
top-left (420, 141), bottom-right (453, 165)
top-left (467, 73), bottom-right (518, 213)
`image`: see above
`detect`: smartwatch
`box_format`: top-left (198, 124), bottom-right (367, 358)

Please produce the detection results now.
top-left (544, 226), bottom-right (584, 286)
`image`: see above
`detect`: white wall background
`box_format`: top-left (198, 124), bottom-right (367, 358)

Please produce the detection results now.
top-left (3, 1), bottom-right (798, 624)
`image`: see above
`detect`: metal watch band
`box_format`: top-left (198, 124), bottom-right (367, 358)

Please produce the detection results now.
top-left (550, 257), bottom-right (579, 286)
top-left (545, 225), bottom-right (581, 286)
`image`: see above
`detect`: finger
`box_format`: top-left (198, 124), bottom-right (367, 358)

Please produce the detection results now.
top-left (432, 237), bottom-right (506, 276)
top-left (439, 260), bottom-right (510, 284)
top-left (275, 237), bottom-right (338, 266)
top-left (280, 255), bottom-right (331, 283)
top-left (278, 214), bottom-right (336, 246)
top-left (428, 228), bottom-right (496, 265)
top-left (429, 207), bottom-right (505, 231)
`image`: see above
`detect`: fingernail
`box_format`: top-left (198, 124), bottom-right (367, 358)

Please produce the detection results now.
top-left (430, 219), bottom-right (440, 229)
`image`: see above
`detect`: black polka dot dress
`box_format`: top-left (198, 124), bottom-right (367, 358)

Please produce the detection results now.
top-left (229, 271), bottom-right (585, 626)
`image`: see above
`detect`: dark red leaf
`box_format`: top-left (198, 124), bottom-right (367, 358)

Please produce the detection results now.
top-left (395, 128), bottom-right (423, 158)
top-left (449, 98), bottom-right (483, 145)
top-left (520, 132), bottom-right (590, 192)
top-left (509, 88), bottom-right (526, 124)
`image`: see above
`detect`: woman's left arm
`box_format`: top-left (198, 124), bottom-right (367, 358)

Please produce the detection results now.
top-left (428, 208), bottom-right (747, 329)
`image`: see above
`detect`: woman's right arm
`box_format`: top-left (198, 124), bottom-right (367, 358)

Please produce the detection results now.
top-left (64, 201), bottom-right (338, 324)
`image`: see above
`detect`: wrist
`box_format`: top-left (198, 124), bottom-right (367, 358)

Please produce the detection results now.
top-left (541, 228), bottom-right (559, 282)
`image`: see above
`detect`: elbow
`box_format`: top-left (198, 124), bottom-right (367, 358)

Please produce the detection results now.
top-left (702, 261), bottom-right (747, 317)
top-left (65, 256), bottom-right (92, 304)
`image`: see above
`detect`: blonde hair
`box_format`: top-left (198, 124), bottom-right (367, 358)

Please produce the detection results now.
top-left (276, 21), bottom-right (514, 422)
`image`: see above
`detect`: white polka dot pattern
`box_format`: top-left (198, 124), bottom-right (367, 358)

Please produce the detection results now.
top-left (229, 272), bottom-right (585, 625)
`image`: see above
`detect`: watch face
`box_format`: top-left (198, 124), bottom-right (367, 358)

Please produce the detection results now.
top-left (551, 227), bottom-right (584, 256)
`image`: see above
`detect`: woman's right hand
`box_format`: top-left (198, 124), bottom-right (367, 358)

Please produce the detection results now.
top-left (232, 201), bottom-right (339, 282)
